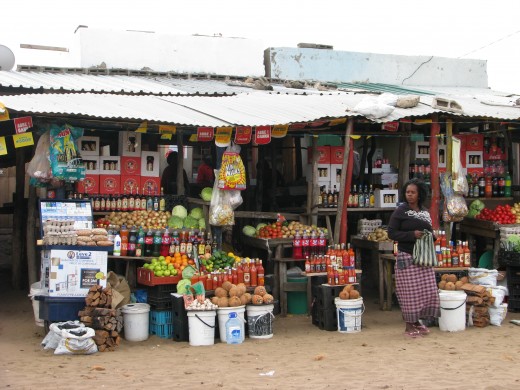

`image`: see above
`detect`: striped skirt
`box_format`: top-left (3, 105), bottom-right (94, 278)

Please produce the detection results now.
top-left (395, 251), bottom-right (440, 323)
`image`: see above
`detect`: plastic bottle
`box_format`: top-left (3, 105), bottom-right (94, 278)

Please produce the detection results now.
top-left (256, 259), bottom-right (265, 286)
top-left (144, 228), bottom-right (154, 257)
top-left (120, 225), bottom-right (129, 256)
top-left (250, 259), bottom-right (258, 287)
top-left (135, 226), bottom-right (145, 257)
top-left (243, 259), bottom-right (251, 287)
top-left (113, 233), bottom-right (121, 256)
top-left (505, 172), bottom-right (512, 197)
top-left (225, 312), bottom-right (243, 344)
top-left (127, 226), bottom-right (137, 256)
top-left (152, 230), bottom-right (162, 257)
top-left (292, 231), bottom-right (303, 259)
top-left (161, 227), bottom-right (171, 257)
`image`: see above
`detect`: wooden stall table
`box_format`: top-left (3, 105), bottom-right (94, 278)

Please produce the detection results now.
top-left (379, 253), bottom-right (469, 311)
top-left (241, 235), bottom-right (293, 308)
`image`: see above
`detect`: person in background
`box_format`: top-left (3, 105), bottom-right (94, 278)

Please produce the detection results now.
top-left (161, 151), bottom-right (190, 195)
top-left (196, 155), bottom-right (215, 188)
top-left (388, 178), bottom-right (440, 338)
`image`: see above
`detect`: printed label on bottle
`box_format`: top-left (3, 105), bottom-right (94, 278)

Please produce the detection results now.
top-left (244, 273), bottom-right (251, 283)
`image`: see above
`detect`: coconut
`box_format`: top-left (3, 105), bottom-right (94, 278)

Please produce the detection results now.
top-left (236, 283), bottom-right (247, 296)
top-left (444, 281), bottom-right (456, 291)
top-left (215, 287), bottom-right (228, 298)
top-left (459, 276), bottom-right (469, 284)
top-left (438, 280), bottom-right (447, 290)
top-left (251, 294), bottom-right (264, 304)
top-left (343, 284), bottom-right (353, 293)
top-left (228, 296), bottom-right (242, 307)
top-left (447, 274), bottom-right (458, 283)
top-left (239, 294), bottom-right (248, 306)
top-left (349, 290), bottom-right (360, 299)
top-left (222, 281), bottom-right (233, 292)
top-left (243, 292), bottom-right (252, 304)
top-left (211, 296), bottom-right (219, 305)
top-left (262, 293), bottom-right (274, 304)
top-left (254, 286), bottom-right (267, 296)
top-left (217, 296), bottom-right (229, 307)
top-left (441, 274), bottom-right (449, 281)
top-left (339, 290), bottom-right (349, 300)
top-left (229, 286), bottom-right (239, 297)
top-left (455, 280), bottom-right (464, 290)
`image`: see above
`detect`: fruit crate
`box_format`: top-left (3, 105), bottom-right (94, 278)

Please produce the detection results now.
top-left (498, 250), bottom-right (520, 267)
top-left (172, 317), bottom-right (189, 342)
top-left (311, 305), bottom-right (337, 331)
top-left (149, 309), bottom-right (173, 338)
top-left (137, 267), bottom-right (181, 286)
top-left (506, 266), bottom-right (520, 286)
top-left (150, 309), bottom-right (173, 324)
top-left (312, 285), bottom-right (345, 310)
top-left (507, 298), bottom-right (520, 313)
top-left (149, 322), bottom-right (173, 338)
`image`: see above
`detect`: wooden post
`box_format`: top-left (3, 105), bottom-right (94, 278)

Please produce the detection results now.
top-left (12, 148), bottom-right (26, 289)
top-left (294, 136), bottom-right (302, 180)
top-left (177, 132), bottom-right (185, 195)
top-left (307, 136), bottom-right (319, 226)
top-left (336, 118), bottom-right (355, 244)
top-left (430, 115), bottom-right (441, 230)
top-left (445, 118), bottom-right (453, 238)
top-left (398, 122), bottom-right (411, 190)
top-left (26, 186), bottom-right (38, 285)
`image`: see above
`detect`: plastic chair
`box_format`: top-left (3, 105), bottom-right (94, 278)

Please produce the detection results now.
top-left (478, 250), bottom-right (494, 269)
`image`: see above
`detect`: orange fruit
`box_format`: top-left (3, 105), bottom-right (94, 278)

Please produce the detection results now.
top-left (188, 259), bottom-right (195, 265)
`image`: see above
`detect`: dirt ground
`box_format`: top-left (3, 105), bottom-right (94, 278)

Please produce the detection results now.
top-left (1, 280), bottom-right (520, 390)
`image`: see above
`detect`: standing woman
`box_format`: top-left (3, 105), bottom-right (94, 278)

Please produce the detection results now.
top-left (388, 178), bottom-right (440, 338)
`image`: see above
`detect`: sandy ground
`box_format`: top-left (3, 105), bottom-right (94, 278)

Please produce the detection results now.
top-left (1, 287), bottom-right (520, 390)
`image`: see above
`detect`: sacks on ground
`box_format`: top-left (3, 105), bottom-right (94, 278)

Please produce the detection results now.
top-left (489, 304), bottom-right (508, 326)
top-left (469, 268), bottom-right (499, 286)
top-left (107, 271), bottom-right (131, 309)
top-left (486, 286), bottom-right (508, 307)
top-left (41, 321), bottom-right (85, 350)
top-left (54, 326), bottom-right (97, 355)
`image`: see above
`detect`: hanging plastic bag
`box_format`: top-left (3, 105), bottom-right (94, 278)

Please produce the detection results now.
top-left (217, 144), bottom-right (246, 190)
top-left (49, 124), bottom-right (85, 181)
top-left (209, 170), bottom-right (235, 226)
top-left (445, 194), bottom-right (468, 221)
top-left (27, 130), bottom-right (52, 182)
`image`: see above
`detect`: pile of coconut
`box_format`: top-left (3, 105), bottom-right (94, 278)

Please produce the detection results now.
top-left (337, 284), bottom-right (361, 300)
top-left (210, 281), bottom-right (274, 307)
top-left (438, 274), bottom-right (469, 290)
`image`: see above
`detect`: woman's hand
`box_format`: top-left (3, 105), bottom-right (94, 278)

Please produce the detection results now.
top-left (414, 230), bottom-right (424, 239)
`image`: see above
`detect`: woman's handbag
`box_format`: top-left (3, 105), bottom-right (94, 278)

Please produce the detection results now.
top-left (413, 230), bottom-right (438, 267)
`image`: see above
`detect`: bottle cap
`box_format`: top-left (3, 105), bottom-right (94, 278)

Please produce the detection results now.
top-left (228, 312), bottom-right (237, 319)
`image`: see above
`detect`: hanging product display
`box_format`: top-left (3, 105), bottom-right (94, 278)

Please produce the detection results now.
top-left (49, 124), bottom-right (85, 181)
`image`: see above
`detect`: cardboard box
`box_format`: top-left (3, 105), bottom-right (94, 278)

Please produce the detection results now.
top-left (83, 156), bottom-right (100, 174)
top-left (76, 174), bottom-right (100, 195)
top-left (330, 164), bottom-right (342, 188)
top-left (317, 164), bottom-right (331, 183)
top-left (121, 156), bottom-right (141, 176)
top-left (330, 146), bottom-right (344, 164)
top-left (374, 189), bottom-right (399, 208)
top-left (48, 249), bottom-right (107, 297)
top-left (99, 156), bottom-right (121, 175)
top-left (307, 146), bottom-right (331, 164)
top-left (466, 151), bottom-right (483, 168)
top-left (119, 131), bottom-right (142, 157)
top-left (413, 142), bottom-right (430, 159)
top-left (78, 136), bottom-right (100, 156)
top-left (141, 151), bottom-right (160, 177)
top-left (140, 176), bottom-right (161, 195)
top-left (121, 175), bottom-right (141, 194)
top-left (99, 174), bottom-right (121, 195)
top-left (466, 134), bottom-right (483, 151)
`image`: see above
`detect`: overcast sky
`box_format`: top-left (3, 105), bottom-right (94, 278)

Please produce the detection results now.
top-left (1, 0), bottom-right (519, 93)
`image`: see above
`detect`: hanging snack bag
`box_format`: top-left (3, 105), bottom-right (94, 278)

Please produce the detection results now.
top-left (218, 144), bottom-right (246, 190)
top-left (49, 124), bottom-right (85, 181)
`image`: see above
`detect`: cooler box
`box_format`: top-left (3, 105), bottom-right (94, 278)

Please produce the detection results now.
top-left (287, 276), bottom-right (308, 315)
top-left (35, 295), bottom-right (85, 323)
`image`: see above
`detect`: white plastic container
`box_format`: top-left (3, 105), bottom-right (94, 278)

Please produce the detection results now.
top-left (29, 281), bottom-right (45, 327)
top-left (187, 310), bottom-right (216, 346)
top-left (217, 305), bottom-right (245, 342)
top-left (246, 304), bottom-right (274, 339)
top-left (335, 297), bottom-right (364, 333)
top-left (225, 312), bottom-right (243, 344)
top-left (121, 303), bottom-right (150, 341)
top-left (439, 291), bottom-right (467, 332)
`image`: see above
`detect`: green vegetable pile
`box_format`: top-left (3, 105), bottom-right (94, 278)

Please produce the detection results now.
top-left (468, 199), bottom-right (485, 218)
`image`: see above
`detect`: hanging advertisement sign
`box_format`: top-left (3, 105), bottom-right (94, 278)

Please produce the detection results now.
top-left (13, 132), bottom-right (34, 148)
top-left (13, 116), bottom-right (33, 134)
top-left (329, 118), bottom-right (346, 126)
top-left (0, 137), bottom-right (7, 155)
top-left (234, 126), bottom-right (252, 144)
top-left (253, 126), bottom-right (271, 145)
top-left (197, 127), bottom-right (214, 142)
top-left (271, 124), bottom-right (288, 138)
top-left (215, 127), bottom-right (232, 147)
top-left (382, 121), bottom-right (399, 132)
top-left (289, 123), bottom-right (307, 130)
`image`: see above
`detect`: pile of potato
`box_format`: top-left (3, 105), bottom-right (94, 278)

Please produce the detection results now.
top-left (102, 210), bottom-right (171, 230)
top-left (367, 228), bottom-right (390, 242)
top-left (438, 274), bottom-right (469, 290)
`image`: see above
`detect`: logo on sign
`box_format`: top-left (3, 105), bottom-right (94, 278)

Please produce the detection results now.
top-left (67, 251), bottom-right (76, 259)
top-left (254, 126), bottom-right (271, 145)
top-left (14, 117), bottom-right (33, 134)
top-left (197, 127), bottom-right (214, 142)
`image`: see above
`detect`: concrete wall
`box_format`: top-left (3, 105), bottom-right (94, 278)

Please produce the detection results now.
top-left (77, 28), bottom-right (265, 77)
top-left (265, 48), bottom-right (488, 88)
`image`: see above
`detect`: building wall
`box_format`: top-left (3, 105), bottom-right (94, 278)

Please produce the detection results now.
top-left (265, 48), bottom-right (488, 88)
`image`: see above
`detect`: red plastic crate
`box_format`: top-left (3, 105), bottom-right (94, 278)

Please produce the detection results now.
top-left (137, 267), bottom-right (181, 286)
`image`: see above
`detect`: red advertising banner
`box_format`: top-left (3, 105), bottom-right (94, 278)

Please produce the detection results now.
top-left (234, 126), bottom-right (252, 144)
top-left (382, 121), bottom-right (399, 132)
top-left (13, 116), bottom-right (33, 134)
top-left (197, 127), bottom-right (214, 142)
top-left (254, 126), bottom-right (271, 145)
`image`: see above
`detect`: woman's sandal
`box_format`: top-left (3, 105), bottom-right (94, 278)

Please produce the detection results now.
top-left (404, 329), bottom-right (422, 338)
top-left (413, 324), bottom-right (430, 335)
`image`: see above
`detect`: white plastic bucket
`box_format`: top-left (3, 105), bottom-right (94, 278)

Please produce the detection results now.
top-left (246, 304), bottom-right (274, 339)
top-left (29, 281), bottom-right (44, 327)
top-left (121, 303), bottom-right (150, 341)
top-left (439, 291), bottom-right (467, 332)
top-left (187, 310), bottom-right (216, 346)
top-left (335, 297), bottom-right (364, 333)
top-left (217, 305), bottom-right (245, 342)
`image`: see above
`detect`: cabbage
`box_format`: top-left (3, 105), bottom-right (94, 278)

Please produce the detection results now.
top-left (190, 207), bottom-right (204, 220)
top-left (201, 187), bottom-right (213, 202)
top-left (198, 218), bottom-right (206, 229)
top-left (183, 215), bottom-right (199, 229)
top-left (168, 216), bottom-right (184, 229)
top-left (507, 235), bottom-right (520, 252)
top-left (243, 225), bottom-right (257, 237)
top-left (172, 205), bottom-right (188, 219)
top-left (176, 279), bottom-right (191, 294)
top-left (256, 223), bottom-right (267, 231)
top-left (470, 200), bottom-right (485, 212)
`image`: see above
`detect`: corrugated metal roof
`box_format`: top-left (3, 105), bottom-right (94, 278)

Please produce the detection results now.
top-left (0, 91), bottom-right (518, 127)
top-left (336, 83), bottom-right (438, 96)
